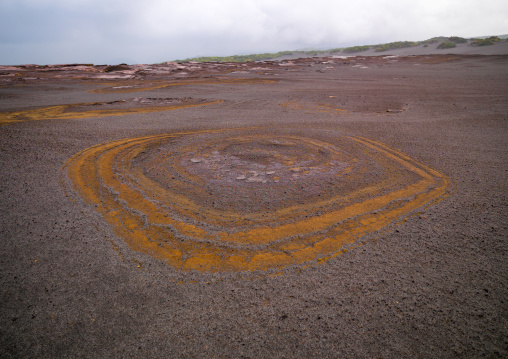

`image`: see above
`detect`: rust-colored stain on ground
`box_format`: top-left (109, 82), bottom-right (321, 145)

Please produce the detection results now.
top-left (0, 98), bottom-right (222, 126)
top-left (281, 101), bottom-right (347, 114)
top-left (90, 77), bottom-right (277, 94)
top-left (63, 128), bottom-right (451, 272)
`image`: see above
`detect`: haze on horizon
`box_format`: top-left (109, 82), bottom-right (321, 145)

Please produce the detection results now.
top-left (1, 0), bottom-right (507, 65)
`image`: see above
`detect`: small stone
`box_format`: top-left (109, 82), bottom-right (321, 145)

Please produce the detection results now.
top-left (246, 177), bottom-right (266, 183)
top-left (190, 158), bottom-right (202, 163)
top-left (236, 175), bottom-right (246, 180)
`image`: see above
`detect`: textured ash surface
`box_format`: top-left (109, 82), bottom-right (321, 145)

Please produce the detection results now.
top-left (0, 54), bottom-right (507, 358)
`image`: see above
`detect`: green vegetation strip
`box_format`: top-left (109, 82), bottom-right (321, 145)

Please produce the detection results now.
top-left (174, 35), bottom-right (504, 62)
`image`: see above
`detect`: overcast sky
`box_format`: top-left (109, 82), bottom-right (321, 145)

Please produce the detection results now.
top-left (1, 0), bottom-right (507, 65)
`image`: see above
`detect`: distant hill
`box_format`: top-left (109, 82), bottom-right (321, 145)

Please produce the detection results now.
top-left (174, 35), bottom-right (508, 63)
top-left (471, 34), bottom-right (508, 39)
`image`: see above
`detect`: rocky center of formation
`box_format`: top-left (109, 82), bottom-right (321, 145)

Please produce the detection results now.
top-left (142, 135), bottom-right (350, 216)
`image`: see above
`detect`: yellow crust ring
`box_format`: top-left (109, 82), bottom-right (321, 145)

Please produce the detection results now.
top-left (63, 129), bottom-right (451, 272)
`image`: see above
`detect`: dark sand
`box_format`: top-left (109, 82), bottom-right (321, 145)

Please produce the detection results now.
top-left (0, 52), bottom-right (507, 358)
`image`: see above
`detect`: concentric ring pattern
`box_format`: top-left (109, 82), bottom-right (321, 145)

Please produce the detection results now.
top-left (63, 128), bottom-right (451, 272)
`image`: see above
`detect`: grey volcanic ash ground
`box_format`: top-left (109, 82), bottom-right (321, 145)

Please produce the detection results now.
top-left (0, 53), bottom-right (507, 358)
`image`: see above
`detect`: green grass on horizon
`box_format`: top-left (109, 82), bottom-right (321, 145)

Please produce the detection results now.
top-left (177, 49), bottom-right (341, 63)
top-left (173, 35), bottom-right (505, 63)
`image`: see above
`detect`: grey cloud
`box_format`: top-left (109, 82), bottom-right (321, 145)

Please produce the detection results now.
top-left (1, 0), bottom-right (507, 64)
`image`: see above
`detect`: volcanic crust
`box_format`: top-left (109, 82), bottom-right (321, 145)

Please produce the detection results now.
top-left (0, 53), bottom-right (507, 358)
